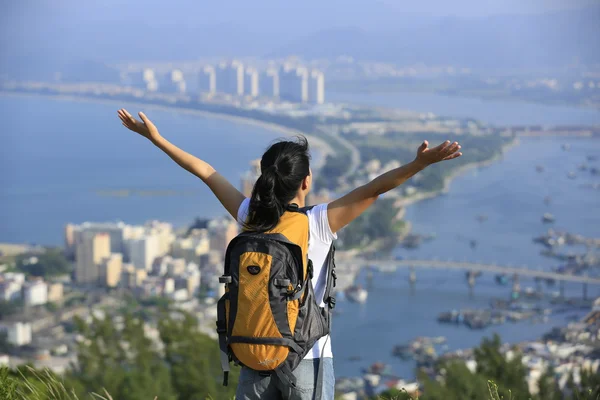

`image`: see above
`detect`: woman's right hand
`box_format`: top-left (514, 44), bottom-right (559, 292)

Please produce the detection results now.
top-left (414, 140), bottom-right (462, 167)
top-left (118, 109), bottom-right (161, 142)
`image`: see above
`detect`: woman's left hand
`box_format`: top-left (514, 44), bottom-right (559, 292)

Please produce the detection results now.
top-left (118, 109), bottom-right (161, 142)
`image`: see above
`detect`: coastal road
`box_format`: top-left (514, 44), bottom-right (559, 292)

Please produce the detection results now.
top-left (316, 125), bottom-right (361, 181)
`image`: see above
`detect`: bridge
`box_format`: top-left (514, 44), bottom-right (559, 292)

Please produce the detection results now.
top-left (351, 258), bottom-right (600, 299)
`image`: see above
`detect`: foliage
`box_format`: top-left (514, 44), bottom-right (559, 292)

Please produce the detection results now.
top-left (0, 299), bottom-right (23, 319)
top-left (15, 248), bottom-right (72, 278)
top-left (69, 314), bottom-right (177, 400)
top-left (337, 197), bottom-right (403, 250)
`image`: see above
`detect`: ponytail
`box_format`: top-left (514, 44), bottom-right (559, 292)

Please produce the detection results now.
top-left (244, 137), bottom-right (310, 232)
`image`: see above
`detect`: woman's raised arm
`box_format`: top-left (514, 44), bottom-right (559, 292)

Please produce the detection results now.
top-left (117, 109), bottom-right (245, 219)
top-left (327, 140), bottom-right (462, 234)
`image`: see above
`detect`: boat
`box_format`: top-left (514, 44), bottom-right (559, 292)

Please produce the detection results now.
top-left (392, 345), bottom-right (412, 360)
top-left (535, 165), bottom-right (544, 172)
top-left (544, 196), bottom-right (552, 205)
top-left (362, 362), bottom-right (392, 376)
top-left (495, 274), bottom-right (508, 285)
top-left (476, 214), bottom-right (488, 222)
top-left (542, 213), bottom-right (555, 223)
top-left (561, 143), bottom-right (571, 151)
top-left (470, 239), bottom-right (477, 249)
top-left (567, 171), bottom-right (576, 179)
top-left (587, 155), bottom-right (598, 162)
top-left (345, 285), bottom-right (368, 303)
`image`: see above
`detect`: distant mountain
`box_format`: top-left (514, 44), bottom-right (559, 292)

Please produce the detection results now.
top-left (0, 1), bottom-right (597, 80)
top-left (271, 6), bottom-right (600, 69)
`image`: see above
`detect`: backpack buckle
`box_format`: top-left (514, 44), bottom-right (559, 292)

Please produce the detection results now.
top-left (219, 275), bottom-right (232, 284)
top-left (326, 296), bottom-right (336, 309)
top-left (216, 321), bottom-right (227, 334)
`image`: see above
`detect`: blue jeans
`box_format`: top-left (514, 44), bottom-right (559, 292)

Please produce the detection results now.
top-left (235, 358), bottom-right (335, 400)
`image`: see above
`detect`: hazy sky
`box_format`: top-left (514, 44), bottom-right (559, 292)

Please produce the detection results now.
top-left (378, 0), bottom-right (599, 16)
top-left (1, 0), bottom-right (598, 68)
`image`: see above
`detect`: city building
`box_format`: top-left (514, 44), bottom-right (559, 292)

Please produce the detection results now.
top-left (245, 67), bottom-right (259, 97)
top-left (75, 231), bottom-right (110, 284)
top-left (171, 230), bottom-right (210, 264)
top-left (127, 234), bottom-right (160, 271)
top-left (153, 256), bottom-right (187, 277)
top-left (0, 322), bottom-right (32, 346)
top-left (122, 264), bottom-right (147, 289)
top-left (64, 224), bottom-right (76, 259)
top-left (216, 61), bottom-right (244, 95)
top-left (309, 70), bottom-right (325, 105)
top-left (207, 217), bottom-right (238, 253)
top-left (99, 253), bottom-right (123, 288)
top-left (146, 220), bottom-right (175, 256)
top-left (159, 69), bottom-right (186, 94)
top-left (182, 262), bottom-right (201, 296)
top-left (47, 283), bottom-right (63, 303)
top-left (23, 279), bottom-right (48, 306)
top-left (280, 65), bottom-right (308, 103)
top-left (260, 68), bottom-right (280, 98)
top-left (199, 65), bottom-right (216, 95)
top-left (0, 280), bottom-right (22, 302)
top-left (240, 159), bottom-right (262, 198)
top-left (67, 221), bottom-right (134, 257)
top-left (126, 68), bottom-right (158, 92)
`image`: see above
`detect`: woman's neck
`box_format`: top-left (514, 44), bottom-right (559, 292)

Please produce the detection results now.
top-left (289, 194), bottom-right (306, 208)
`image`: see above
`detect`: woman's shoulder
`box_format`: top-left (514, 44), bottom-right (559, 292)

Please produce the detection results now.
top-left (306, 203), bottom-right (337, 244)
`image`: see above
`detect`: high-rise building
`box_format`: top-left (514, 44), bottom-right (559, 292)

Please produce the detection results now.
top-left (199, 65), bottom-right (216, 95)
top-left (280, 65), bottom-right (308, 103)
top-left (207, 217), bottom-right (238, 254)
top-left (75, 232), bottom-right (110, 284)
top-left (23, 279), bottom-right (48, 306)
top-left (159, 69), bottom-right (186, 93)
top-left (68, 221), bottom-right (133, 257)
top-left (240, 159), bottom-right (262, 198)
top-left (127, 234), bottom-right (160, 271)
top-left (126, 68), bottom-right (159, 92)
top-left (64, 224), bottom-right (76, 260)
top-left (216, 61), bottom-right (244, 95)
top-left (99, 253), bottom-right (123, 288)
top-left (260, 68), bottom-right (280, 98)
top-left (245, 67), bottom-right (259, 97)
top-left (309, 70), bottom-right (325, 105)
top-left (145, 221), bottom-right (175, 256)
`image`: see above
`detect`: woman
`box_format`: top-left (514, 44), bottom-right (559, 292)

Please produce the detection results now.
top-left (117, 109), bottom-right (462, 399)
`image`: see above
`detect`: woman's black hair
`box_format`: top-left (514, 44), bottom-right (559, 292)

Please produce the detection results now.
top-left (244, 136), bottom-right (311, 232)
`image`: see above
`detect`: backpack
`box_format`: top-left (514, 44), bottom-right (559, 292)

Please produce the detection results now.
top-left (216, 204), bottom-right (337, 390)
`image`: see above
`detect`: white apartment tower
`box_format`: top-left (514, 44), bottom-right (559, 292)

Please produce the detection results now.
top-left (310, 70), bottom-right (325, 105)
top-left (245, 67), bottom-right (259, 97)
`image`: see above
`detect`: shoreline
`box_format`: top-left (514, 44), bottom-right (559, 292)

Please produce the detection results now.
top-left (395, 136), bottom-right (520, 209)
top-left (328, 86), bottom-right (600, 114)
top-left (0, 91), bottom-right (334, 171)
